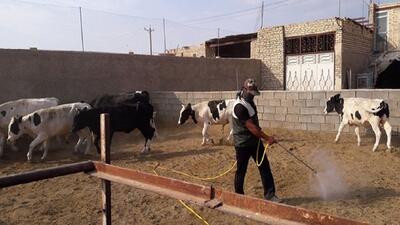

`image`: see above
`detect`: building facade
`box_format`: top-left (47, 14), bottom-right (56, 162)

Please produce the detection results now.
top-left (369, 2), bottom-right (400, 52)
top-left (251, 18), bottom-right (374, 91)
top-left (165, 44), bottom-right (209, 58)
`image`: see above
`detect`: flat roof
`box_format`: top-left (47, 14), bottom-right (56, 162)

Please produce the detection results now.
top-left (206, 33), bottom-right (257, 47)
top-left (376, 2), bottom-right (400, 10)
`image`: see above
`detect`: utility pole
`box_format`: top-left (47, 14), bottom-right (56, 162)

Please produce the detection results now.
top-left (338, 0), bottom-right (341, 17)
top-left (362, 0), bottom-right (364, 18)
top-left (163, 18), bottom-right (167, 53)
top-left (144, 25), bottom-right (155, 55)
top-left (79, 6), bottom-right (85, 52)
top-left (260, 1), bottom-right (264, 29)
top-left (217, 28), bottom-right (220, 58)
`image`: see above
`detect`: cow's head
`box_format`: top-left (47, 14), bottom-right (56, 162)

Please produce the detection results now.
top-left (178, 103), bottom-right (197, 125)
top-left (7, 116), bottom-right (23, 143)
top-left (324, 94), bottom-right (344, 115)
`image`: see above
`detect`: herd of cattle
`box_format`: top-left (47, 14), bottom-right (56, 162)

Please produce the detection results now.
top-left (0, 91), bottom-right (156, 161)
top-left (0, 92), bottom-right (393, 162)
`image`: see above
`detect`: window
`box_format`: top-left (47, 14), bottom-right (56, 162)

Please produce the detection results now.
top-left (301, 36), bottom-right (317, 53)
top-left (285, 33), bottom-right (334, 55)
top-left (318, 34), bottom-right (335, 52)
top-left (375, 11), bottom-right (388, 52)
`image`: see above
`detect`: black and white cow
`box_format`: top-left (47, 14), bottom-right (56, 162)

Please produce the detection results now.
top-left (72, 102), bottom-right (156, 154)
top-left (90, 91), bottom-right (150, 108)
top-left (0, 97), bottom-right (59, 157)
top-left (178, 99), bottom-right (235, 145)
top-left (7, 103), bottom-right (92, 161)
top-left (324, 94), bottom-right (391, 152)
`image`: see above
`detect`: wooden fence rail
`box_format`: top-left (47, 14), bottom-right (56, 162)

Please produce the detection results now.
top-left (0, 161), bottom-right (94, 188)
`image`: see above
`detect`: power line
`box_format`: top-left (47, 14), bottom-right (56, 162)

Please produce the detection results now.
top-left (188, 10), bottom-right (263, 26)
top-left (186, 0), bottom-right (302, 26)
top-left (12, 0), bottom-right (77, 9)
top-left (182, 6), bottom-right (261, 24)
top-left (183, 0), bottom-right (290, 25)
top-left (165, 19), bottom-right (241, 34)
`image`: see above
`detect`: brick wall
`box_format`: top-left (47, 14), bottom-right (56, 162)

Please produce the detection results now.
top-left (341, 20), bottom-right (374, 88)
top-left (251, 26), bottom-right (285, 90)
top-left (151, 90), bottom-right (400, 135)
top-left (388, 6), bottom-right (400, 50)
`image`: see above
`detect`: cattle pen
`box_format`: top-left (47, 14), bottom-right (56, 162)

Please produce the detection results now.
top-left (0, 114), bottom-right (370, 225)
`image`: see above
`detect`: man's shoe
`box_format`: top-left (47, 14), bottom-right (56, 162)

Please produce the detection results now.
top-left (267, 195), bottom-right (283, 203)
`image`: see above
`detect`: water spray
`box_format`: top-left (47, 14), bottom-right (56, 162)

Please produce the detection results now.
top-left (276, 142), bottom-right (318, 175)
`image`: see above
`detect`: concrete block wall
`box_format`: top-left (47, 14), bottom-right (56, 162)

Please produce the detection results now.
top-left (151, 90), bottom-right (400, 135)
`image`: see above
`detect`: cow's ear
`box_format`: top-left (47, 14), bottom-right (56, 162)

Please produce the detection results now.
top-left (187, 103), bottom-right (192, 109)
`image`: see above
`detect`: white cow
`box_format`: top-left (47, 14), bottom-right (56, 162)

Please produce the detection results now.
top-left (324, 94), bottom-right (391, 152)
top-left (7, 102), bottom-right (92, 161)
top-left (178, 99), bottom-right (235, 145)
top-left (0, 97), bottom-right (59, 157)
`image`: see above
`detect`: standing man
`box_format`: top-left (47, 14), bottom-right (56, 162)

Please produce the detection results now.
top-left (232, 78), bottom-right (281, 202)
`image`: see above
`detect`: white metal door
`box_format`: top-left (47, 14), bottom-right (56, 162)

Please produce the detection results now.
top-left (286, 52), bottom-right (334, 91)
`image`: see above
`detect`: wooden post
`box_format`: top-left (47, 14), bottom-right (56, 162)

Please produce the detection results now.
top-left (100, 113), bottom-right (111, 225)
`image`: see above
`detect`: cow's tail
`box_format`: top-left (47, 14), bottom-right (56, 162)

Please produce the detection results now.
top-left (364, 107), bottom-right (382, 113)
top-left (364, 101), bottom-right (390, 118)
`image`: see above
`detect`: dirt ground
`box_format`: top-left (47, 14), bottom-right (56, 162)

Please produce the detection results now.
top-left (0, 124), bottom-right (399, 225)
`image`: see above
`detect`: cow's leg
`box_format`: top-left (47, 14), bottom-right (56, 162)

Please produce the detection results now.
top-left (27, 134), bottom-right (47, 161)
top-left (0, 132), bottom-right (4, 157)
top-left (370, 120), bottom-right (382, 152)
top-left (354, 126), bottom-right (361, 147)
top-left (227, 117), bottom-right (233, 143)
top-left (201, 122), bottom-right (208, 145)
top-left (227, 129), bottom-right (233, 141)
top-left (83, 129), bottom-right (93, 155)
top-left (201, 122), bottom-right (214, 145)
top-left (94, 135), bottom-right (100, 154)
top-left (40, 140), bottom-right (49, 161)
top-left (93, 131), bottom-right (111, 154)
top-left (383, 121), bottom-right (392, 151)
top-left (218, 124), bottom-right (226, 144)
top-left (142, 138), bottom-right (151, 153)
top-left (335, 121), bottom-right (346, 143)
top-left (74, 134), bottom-right (84, 153)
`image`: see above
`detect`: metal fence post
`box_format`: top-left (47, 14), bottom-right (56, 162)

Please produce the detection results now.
top-left (100, 113), bottom-right (111, 225)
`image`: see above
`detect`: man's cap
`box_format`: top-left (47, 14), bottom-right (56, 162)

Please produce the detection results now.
top-left (243, 78), bottom-right (260, 96)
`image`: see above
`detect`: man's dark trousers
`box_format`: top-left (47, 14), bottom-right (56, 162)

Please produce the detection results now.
top-left (234, 142), bottom-right (276, 200)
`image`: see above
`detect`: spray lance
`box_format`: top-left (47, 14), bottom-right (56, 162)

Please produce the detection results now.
top-left (275, 142), bottom-right (318, 175)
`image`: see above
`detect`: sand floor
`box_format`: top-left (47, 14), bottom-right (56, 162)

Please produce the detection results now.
top-left (0, 124), bottom-right (399, 225)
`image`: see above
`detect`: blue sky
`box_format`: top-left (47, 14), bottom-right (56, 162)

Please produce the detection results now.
top-left (0, 0), bottom-right (397, 54)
